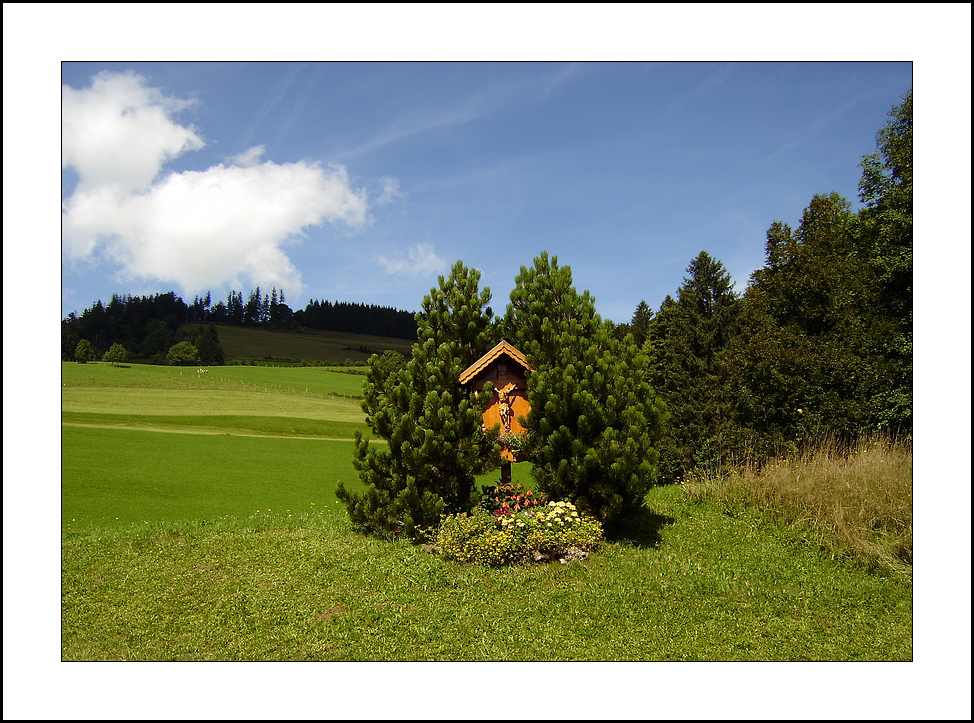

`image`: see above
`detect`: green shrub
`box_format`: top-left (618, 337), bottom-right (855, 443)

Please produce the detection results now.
top-left (166, 341), bottom-right (200, 366)
top-left (75, 339), bottom-right (96, 363)
top-left (520, 501), bottom-right (603, 555)
top-left (433, 501), bottom-right (603, 567)
top-left (432, 512), bottom-right (523, 566)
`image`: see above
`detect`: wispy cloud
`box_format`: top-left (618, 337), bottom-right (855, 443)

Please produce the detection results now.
top-left (61, 71), bottom-right (371, 297)
top-left (378, 243), bottom-right (447, 276)
top-left (374, 176), bottom-right (405, 205)
top-left (227, 145), bottom-right (266, 167)
top-left (761, 96), bottom-right (869, 164)
top-left (338, 64), bottom-right (581, 161)
top-left (662, 63), bottom-right (739, 114)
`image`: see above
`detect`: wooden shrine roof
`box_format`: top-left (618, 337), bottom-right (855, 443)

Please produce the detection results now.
top-left (459, 340), bottom-right (533, 385)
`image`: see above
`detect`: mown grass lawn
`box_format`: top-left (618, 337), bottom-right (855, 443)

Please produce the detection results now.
top-left (61, 481), bottom-right (912, 662)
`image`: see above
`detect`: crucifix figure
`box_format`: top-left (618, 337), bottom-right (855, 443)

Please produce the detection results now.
top-left (497, 383), bottom-right (516, 432)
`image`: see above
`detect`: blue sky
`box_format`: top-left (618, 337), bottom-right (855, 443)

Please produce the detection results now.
top-left (59, 60), bottom-right (913, 322)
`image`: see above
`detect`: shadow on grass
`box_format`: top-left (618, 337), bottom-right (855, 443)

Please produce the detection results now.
top-left (603, 504), bottom-right (676, 548)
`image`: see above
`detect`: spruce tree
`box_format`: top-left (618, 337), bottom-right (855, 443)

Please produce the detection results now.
top-left (630, 300), bottom-right (653, 348)
top-left (337, 261), bottom-right (499, 540)
top-left (193, 324), bottom-right (225, 366)
top-left (62, 315), bottom-right (81, 361)
top-left (647, 251), bottom-right (741, 481)
top-left (504, 252), bottom-right (665, 530)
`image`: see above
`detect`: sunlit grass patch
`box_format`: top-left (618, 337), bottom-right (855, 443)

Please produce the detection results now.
top-left (61, 486), bottom-right (913, 661)
top-left (685, 436), bottom-right (912, 573)
top-left (61, 426), bottom-right (365, 531)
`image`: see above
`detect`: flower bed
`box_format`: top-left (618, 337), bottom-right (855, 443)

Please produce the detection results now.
top-left (430, 500), bottom-right (603, 567)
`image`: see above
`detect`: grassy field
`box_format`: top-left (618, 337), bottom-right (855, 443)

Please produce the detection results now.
top-left (61, 361), bottom-right (371, 440)
top-left (61, 485), bottom-right (912, 662)
top-left (59, 361), bottom-right (913, 664)
top-left (183, 323), bottom-right (415, 364)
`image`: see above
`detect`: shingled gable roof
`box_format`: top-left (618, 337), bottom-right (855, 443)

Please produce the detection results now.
top-left (459, 340), bottom-right (533, 385)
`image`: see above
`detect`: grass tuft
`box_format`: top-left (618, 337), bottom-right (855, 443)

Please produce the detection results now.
top-left (684, 436), bottom-right (912, 573)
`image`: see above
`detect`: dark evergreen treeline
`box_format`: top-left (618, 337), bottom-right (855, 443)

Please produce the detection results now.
top-left (294, 299), bottom-right (418, 340)
top-left (612, 90), bottom-right (912, 481)
top-left (62, 292), bottom-right (199, 364)
top-left (62, 286), bottom-right (418, 365)
top-left (201, 288), bottom-right (295, 329)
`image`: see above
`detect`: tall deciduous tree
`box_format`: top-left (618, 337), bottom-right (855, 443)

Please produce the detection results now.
top-left (102, 342), bottom-right (128, 366)
top-left (503, 252), bottom-right (665, 531)
top-left (337, 261), bottom-right (499, 540)
top-left (729, 193), bottom-right (892, 452)
top-left (74, 339), bottom-right (95, 363)
top-left (166, 341), bottom-right (200, 366)
top-left (856, 90), bottom-right (912, 433)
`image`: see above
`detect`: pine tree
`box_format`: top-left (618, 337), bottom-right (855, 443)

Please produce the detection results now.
top-left (503, 252), bottom-right (665, 530)
top-left (337, 261), bottom-right (499, 540)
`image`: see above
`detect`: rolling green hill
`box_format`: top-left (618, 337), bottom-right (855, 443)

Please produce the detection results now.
top-left (182, 323), bottom-right (414, 365)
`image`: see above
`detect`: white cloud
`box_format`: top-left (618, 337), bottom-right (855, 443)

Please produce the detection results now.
top-left (378, 243), bottom-right (448, 276)
top-left (62, 70), bottom-right (204, 194)
top-left (63, 160), bottom-right (368, 293)
top-left (228, 145), bottom-right (267, 167)
top-left (61, 72), bottom-right (370, 297)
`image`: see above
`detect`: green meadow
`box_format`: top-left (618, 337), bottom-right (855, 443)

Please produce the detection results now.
top-left (61, 362), bottom-right (372, 529)
top-left (182, 322), bottom-right (415, 364)
top-left (60, 361), bottom-right (912, 662)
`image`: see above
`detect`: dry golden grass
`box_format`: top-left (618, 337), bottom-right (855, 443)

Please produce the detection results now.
top-left (685, 436), bottom-right (912, 573)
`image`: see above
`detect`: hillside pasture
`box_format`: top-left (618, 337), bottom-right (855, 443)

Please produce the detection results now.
top-left (62, 427), bottom-right (361, 531)
top-left (183, 323), bottom-right (414, 364)
top-left (61, 362), bottom-right (370, 439)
